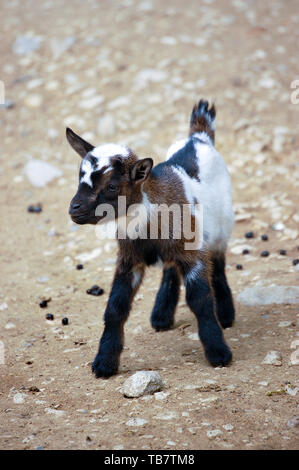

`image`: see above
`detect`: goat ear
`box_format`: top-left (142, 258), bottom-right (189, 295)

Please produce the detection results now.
top-left (131, 158), bottom-right (153, 184)
top-left (66, 127), bottom-right (94, 158)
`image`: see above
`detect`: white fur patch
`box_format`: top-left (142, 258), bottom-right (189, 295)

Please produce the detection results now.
top-left (170, 137), bottom-right (234, 251)
top-left (184, 260), bottom-right (204, 285)
top-left (132, 270), bottom-right (141, 289)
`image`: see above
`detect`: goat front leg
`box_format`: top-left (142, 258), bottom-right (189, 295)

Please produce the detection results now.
top-left (151, 265), bottom-right (180, 331)
top-left (182, 261), bottom-right (232, 367)
top-left (92, 263), bottom-right (144, 378)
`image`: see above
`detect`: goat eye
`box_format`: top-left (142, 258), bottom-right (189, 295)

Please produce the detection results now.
top-left (107, 183), bottom-right (119, 192)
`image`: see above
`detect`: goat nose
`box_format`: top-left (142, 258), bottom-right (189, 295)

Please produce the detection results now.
top-left (72, 203), bottom-right (81, 210)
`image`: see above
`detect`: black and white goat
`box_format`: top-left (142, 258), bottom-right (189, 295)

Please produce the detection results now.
top-left (67, 99), bottom-right (235, 378)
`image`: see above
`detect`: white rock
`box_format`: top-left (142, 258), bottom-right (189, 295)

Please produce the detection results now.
top-left (161, 37), bottom-right (177, 46)
top-left (207, 429), bottom-right (222, 438)
top-left (24, 94), bottom-right (43, 108)
top-left (272, 222), bottom-right (285, 231)
top-left (13, 393), bottom-right (27, 404)
top-left (262, 351), bottom-right (282, 366)
top-left (134, 69), bottom-right (167, 90)
top-left (223, 424), bottom-right (234, 431)
top-left (45, 408), bottom-right (66, 417)
top-left (287, 416), bottom-right (299, 428)
top-left (50, 36), bottom-right (76, 60)
top-left (79, 95), bottom-right (104, 110)
top-left (107, 96), bottom-right (131, 110)
top-left (125, 418), bottom-right (148, 426)
top-left (13, 36), bottom-right (41, 55)
top-left (123, 371), bottom-right (164, 398)
top-left (5, 322), bottom-right (16, 329)
top-left (75, 248), bottom-right (102, 263)
top-left (23, 159), bottom-right (62, 187)
top-left (154, 391), bottom-right (170, 400)
top-left (0, 302), bottom-right (8, 311)
top-left (188, 332), bottom-right (199, 340)
top-left (237, 285), bottom-right (299, 306)
top-left (278, 321), bottom-right (292, 327)
top-left (154, 411), bottom-right (177, 420)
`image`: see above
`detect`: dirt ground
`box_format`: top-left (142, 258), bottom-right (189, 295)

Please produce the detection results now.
top-left (0, 0), bottom-right (298, 451)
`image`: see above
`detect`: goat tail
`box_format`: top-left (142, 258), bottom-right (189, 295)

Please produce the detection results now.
top-left (189, 99), bottom-right (216, 143)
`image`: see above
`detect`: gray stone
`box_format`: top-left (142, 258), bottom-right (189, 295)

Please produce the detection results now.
top-left (24, 159), bottom-right (62, 187)
top-left (262, 351), bottom-right (282, 366)
top-left (123, 371), bottom-right (164, 398)
top-left (237, 285), bottom-right (299, 306)
top-left (13, 36), bottom-right (41, 55)
top-left (0, 100), bottom-right (15, 109)
top-left (50, 36), bottom-right (76, 60)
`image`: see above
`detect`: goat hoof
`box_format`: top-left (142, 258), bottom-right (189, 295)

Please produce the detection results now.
top-left (205, 344), bottom-right (232, 367)
top-left (92, 353), bottom-right (118, 378)
top-left (151, 320), bottom-right (173, 332)
top-left (220, 319), bottom-right (234, 329)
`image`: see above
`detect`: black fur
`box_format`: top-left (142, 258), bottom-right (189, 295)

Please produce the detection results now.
top-left (184, 270), bottom-right (232, 367)
top-left (150, 266), bottom-right (180, 331)
top-left (92, 270), bottom-right (134, 378)
top-left (211, 253), bottom-right (235, 329)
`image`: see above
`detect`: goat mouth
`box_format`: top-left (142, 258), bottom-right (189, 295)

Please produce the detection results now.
top-left (71, 214), bottom-right (99, 225)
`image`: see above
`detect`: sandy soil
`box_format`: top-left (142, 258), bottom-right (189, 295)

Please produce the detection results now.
top-left (0, 0), bottom-right (298, 450)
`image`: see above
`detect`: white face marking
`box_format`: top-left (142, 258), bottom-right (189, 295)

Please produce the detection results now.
top-left (80, 159), bottom-right (93, 187)
top-left (79, 144), bottom-right (130, 188)
top-left (92, 144), bottom-right (129, 159)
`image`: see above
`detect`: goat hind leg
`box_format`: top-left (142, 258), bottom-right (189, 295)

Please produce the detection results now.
top-left (211, 252), bottom-right (235, 329)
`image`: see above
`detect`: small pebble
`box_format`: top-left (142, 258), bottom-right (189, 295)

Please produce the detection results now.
top-left (279, 249), bottom-right (286, 255)
top-left (27, 204), bottom-right (42, 213)
top-left (86, 285), bottom-right (104, 296)
top-left (46, 313), bottom-right (54, 321)
top-left (245, 231), bottom-right (254, 239)
top-left (242, 249), bottom-right (250, 255)
top-left (62, 317), bottom-right (69, 325)
top-left (76, 264), bottom-right (84, 270)
top-left (261, 234), bottom-right (268, 241)
top-left (261, 251), bottom-right (270, 257)
top-left (236, 264), bottom-right (243, 270)
top-left (292, 259), bottom-right (299, 266)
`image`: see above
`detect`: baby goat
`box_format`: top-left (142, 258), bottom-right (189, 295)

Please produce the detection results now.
top-left (67, 99), bottom-right (235, 378)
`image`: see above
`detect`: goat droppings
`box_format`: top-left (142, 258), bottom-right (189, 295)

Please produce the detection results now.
top-left (76, 264), bottom-right (84, 270)
top-left (46, 313), bottom-right (54, 321)
top-left (62, 317), bottom-right (69, 325)
top-left (236, 264), bottom-right (243, 270)
top-left (261, 251), bottom-right (270, 257)
top-left (27, 204), bottom-right (42, 213)
top-left (86, 285), bottom-right (104, 296)
top-left (245, 231), bottom-right (254, 239)
top-left (261, 234), bottom-right (268, 241)
top-left (39, 298), bottom-right (51, 308)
